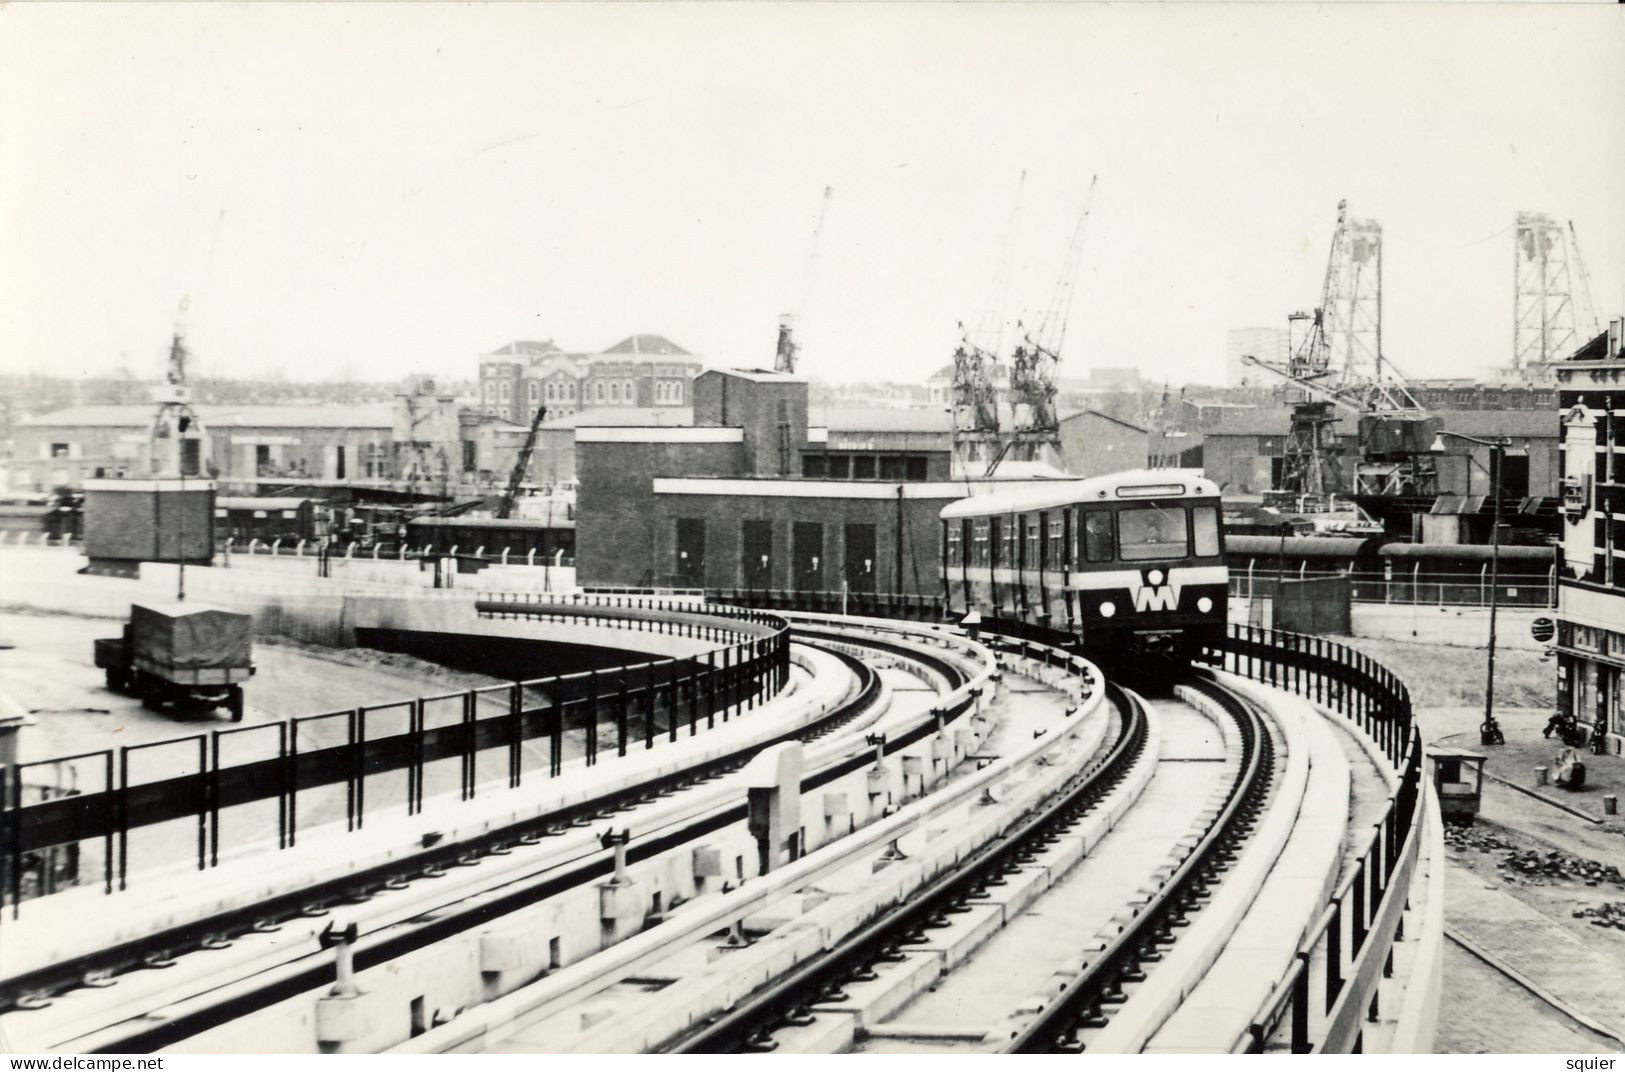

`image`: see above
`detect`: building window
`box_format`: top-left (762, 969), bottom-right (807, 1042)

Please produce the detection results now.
top-left (484, 382), bottom-right (496, 402)
top-left (610, 382), bottom-right (620, 402)
top-left (851, 456), bottom-right (876, 479)
top-left (528, 382), bottom-right (539, 403)
top-left (363, 442), bottom-right (390, 479)
top-left (595, 382), bottom-right (605, 403)
top-left (50, 443), bottom-right (71, 458)
top-left (500, 381), bottom-right (511, 402)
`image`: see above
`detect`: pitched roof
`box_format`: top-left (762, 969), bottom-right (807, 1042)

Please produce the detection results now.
top-left (601, 334), bottom-right (691, 357)
top-left (487, 340), bottom-right (562, 356)
top-left (1058, 408), bottom-right (1149, 434)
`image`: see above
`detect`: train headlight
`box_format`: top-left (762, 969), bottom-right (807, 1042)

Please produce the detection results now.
top-left (1197, 596), bottom-right (1213, 613)
top-left (1099, 601), bottom-right (1116, 618)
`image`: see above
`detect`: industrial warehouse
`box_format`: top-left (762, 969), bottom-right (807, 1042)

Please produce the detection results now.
top-left (1, 2), bottom-right (1623, 1062)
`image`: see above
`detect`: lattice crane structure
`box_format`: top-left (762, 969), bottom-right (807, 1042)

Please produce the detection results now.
top-left (959, 174), bottom-right (1096, 478)
top-left (1244, 200), bottom-right (1436, 505)
top-left (1511, 211), bottom-right (1582, 383)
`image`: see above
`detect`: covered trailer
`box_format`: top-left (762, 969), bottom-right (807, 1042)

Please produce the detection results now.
top-left (94, 602), bottom-right (254, 720)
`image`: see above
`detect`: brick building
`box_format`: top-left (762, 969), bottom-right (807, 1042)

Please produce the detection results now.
top-left (476, 334), bottom-right (704, 423)
top-left (1553, 318), bottom-right (1625, 751)
top-left (575, 367), bottom-right (1065, 593)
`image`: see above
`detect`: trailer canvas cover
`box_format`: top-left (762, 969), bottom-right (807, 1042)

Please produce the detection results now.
top-left (129, 602), bottom-right (253, 671)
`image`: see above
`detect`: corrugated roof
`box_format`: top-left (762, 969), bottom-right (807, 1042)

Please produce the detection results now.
top-left (217, 497), bottom-right (312, 510)
top-left (20, 403), bottom-right (394, 429)
top-left (809, 406), bottom-right (953, 434)
top-left (535, 407), bottom-right (694, 430)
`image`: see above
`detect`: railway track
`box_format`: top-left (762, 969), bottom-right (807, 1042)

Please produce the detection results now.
top-left (0, 626), bottom-right (982, 1053)
top-left (667, 680), bottom-right (1148, 1053)
top-left (652, 674), bottom-right (1275, 1054)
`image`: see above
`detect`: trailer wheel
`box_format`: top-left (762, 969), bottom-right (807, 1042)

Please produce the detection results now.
top-left (227, 686), bottom-right (245, 723)
top-left (133, 671), bottom-right (159, 711)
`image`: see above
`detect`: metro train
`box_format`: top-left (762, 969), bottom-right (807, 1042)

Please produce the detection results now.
top-left (940, 470), bottom-right (1228, 666)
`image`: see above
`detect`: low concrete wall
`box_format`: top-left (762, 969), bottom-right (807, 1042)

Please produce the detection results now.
top-left (1229, 597), bottom-right (1543, 652)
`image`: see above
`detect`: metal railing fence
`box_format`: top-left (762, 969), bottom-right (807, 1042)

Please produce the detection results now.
top-left (0, 601), bottom-right (789, 916)
top-left (1204, 624), bottom-right (1425, 1054)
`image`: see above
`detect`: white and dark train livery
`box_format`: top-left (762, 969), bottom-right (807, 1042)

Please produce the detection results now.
top-left (939, 470), bottom-right (1228, 664)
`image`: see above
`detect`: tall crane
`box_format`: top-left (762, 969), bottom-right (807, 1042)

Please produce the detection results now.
top-left (775, 185), bottom-right (834, 375)
top-left (496, 403), bottom-right (548, 519)
top-left (1244, 199), bottom-right (1434, 504)
top-left (1569, 219), bottom-right (1603, 345)
top-left (951, 173), bottom-right (1026, 473)
top-left (983, 174), bottom-right (1097, 477)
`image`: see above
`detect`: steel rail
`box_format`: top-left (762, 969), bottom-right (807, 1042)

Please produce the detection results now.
top-left (1001, 675), bottom-right (1274, 1052)
top-left (0, 640), bottom-right (887, 1016)
top-left (664, 678), bottom-right (1146, 1054)
top-left (26, 631), bottom-right (967, 1051)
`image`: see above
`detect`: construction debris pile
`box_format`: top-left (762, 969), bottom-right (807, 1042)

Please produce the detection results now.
top-left (1443, 825), bottom-right (1625, 888)
top-left (1571, 902), bottom-right (1625, 931)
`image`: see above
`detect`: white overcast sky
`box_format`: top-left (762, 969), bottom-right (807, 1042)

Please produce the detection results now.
top-left (2, 3), bottom-right (1622, 389)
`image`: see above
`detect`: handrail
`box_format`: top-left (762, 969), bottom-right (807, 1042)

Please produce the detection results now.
top-left (1205, 623), bottom-right (1426, 1054)
top-left (0, 599), bottom-right (792, 914)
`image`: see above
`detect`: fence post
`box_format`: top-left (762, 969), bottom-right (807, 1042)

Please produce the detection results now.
top-left (615, 671), bottom-right (629, 758)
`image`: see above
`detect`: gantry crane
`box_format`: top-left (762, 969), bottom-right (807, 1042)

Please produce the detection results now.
top-left (1244, 199), bottom-right (1435, 504)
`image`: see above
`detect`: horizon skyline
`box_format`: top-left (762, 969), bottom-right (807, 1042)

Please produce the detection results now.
top-left (3, 5), bottom-right (1621, 391)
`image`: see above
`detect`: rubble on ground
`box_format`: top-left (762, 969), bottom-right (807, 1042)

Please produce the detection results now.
top-left (1444, 825), bottom-right (1625, 887)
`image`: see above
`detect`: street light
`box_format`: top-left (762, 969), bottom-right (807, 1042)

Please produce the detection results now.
top-left (1431, 429), bottom-right (1513, 746)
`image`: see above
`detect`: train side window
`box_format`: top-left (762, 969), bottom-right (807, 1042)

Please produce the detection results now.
top-left (972, 521), bottom-right (989, 565)
top-left (1047, 516), bottom-right (1063, 569)
top-left (1192, 505), bottom-right (1221, 557)
top-left (946, 523), bottom-right (961, 565)
top-left (1026, 516), bottom-right (1040, 569)
top-left (1082, 510), bottom-right (1113, 563)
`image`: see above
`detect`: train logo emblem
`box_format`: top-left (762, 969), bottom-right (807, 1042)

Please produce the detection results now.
top-left (1129, 569), bottom-right (1181, 612)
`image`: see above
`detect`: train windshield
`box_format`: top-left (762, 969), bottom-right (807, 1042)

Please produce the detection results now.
top-left (1117, 505), bottom-right (1188, 560)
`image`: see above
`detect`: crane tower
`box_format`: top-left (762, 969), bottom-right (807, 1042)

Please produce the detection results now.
top-left (1511, 212), bottom-right (1583, 383)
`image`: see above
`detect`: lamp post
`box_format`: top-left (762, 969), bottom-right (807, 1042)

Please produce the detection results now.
top-left (1432, 429), bottom-right (1512, 746)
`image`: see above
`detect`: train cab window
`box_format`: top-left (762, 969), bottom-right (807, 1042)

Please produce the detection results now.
top-left (1081, 510), bottom-right (1113, 563)
top-left (1192, 505), bottom-right (1221, 557)
top-left (1118, 505), bottom-right (1189, 561)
